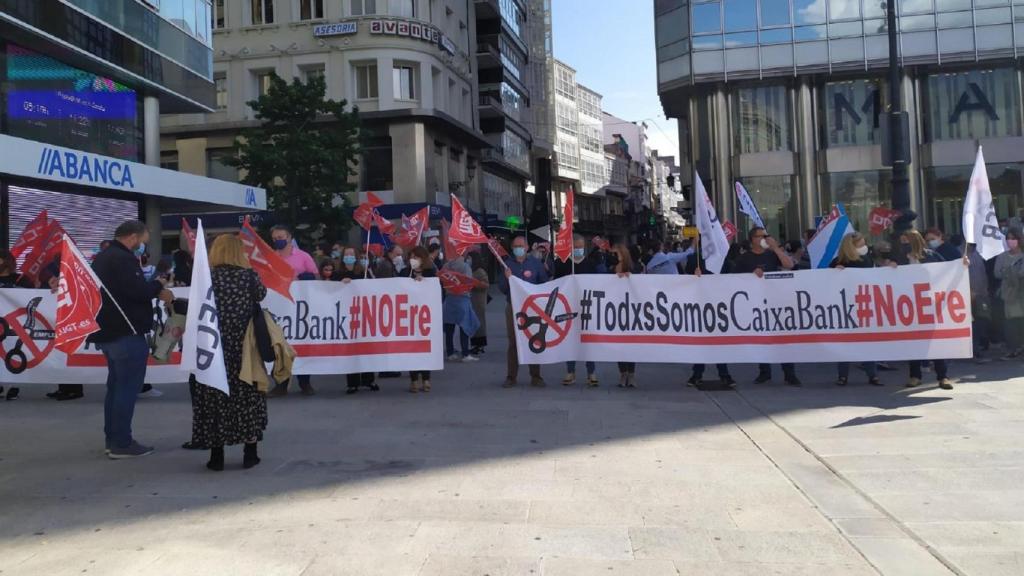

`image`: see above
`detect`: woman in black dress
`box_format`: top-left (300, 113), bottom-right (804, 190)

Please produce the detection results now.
top-left (192, 234), bottom-right (269, 471)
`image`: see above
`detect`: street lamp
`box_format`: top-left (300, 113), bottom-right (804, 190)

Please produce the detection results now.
top-left (885, 0), bottom-right (916, 232)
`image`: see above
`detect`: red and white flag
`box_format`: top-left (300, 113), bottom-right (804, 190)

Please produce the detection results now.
top-left (441, 218), bottom-right (474, 257)
top-left (554, 190), bottom-right (574, 263)
top-left (449, 194), bottom-right (488, 244)
top-left (393, 207), bottom-right (429, 248)
top-left (487, 236), bottom-right (509, 259)
top-left (722, 220), bottom-right (738, 243)
top-left (438, 268), bottom-right (483, 295)
top-left (181, 217), bottom-right (197, 254)
top-left (239, 218), bottom-right (295, 301)
top-left (10, 210), bottom-right (49, 259)
top-left (353, 191), bottom-right (385, 231)
top-left (21, 220), bottom-right (67, 285)
top-left (54, 234), bottom-right (103, 354)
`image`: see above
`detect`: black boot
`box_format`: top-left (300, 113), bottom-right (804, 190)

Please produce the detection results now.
top-left (243, 442), bottom-right (261, 469)
top-left (206, 447), bottom-right (224, 471)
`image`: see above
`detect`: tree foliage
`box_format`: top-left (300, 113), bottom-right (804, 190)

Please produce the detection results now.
top-left (228, 73), bottom-right (360, 243)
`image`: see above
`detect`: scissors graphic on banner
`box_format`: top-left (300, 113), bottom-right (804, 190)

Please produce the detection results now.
top-left (515, 286), bottom-right (577, 354)
top-left (0, 297), bottom-right (56, 374)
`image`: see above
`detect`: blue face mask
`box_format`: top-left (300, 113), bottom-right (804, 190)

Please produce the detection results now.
top-left (359, 258), bottom-right (369, 268)
top-left (272, 239), bottom-right (289, 251)
top-left (573, 248), bottom-right (585, 259)
top-left (331, 250), bottom-right (342, 259)
top-left (134, 242), bottom-right (146, 257)
top-left (343, 255), bottom-right (356, 266)
top-left (513, 247), bottom-right (527, 258)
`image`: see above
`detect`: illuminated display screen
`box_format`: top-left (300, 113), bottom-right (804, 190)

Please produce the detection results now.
top-left (5, 44), bottom-right (140, 161)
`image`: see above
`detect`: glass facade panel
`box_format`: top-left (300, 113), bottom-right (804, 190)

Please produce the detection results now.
top-left (864, 19), bottom-right (887, 34)
top-left (830, 21), bottom-right (862, 37)
top-left (761, 44), bottom-right (795, 68)
top-left (863, 0), bottom-right (885, 18)
top-left (761, 0), bottom-right (791, 26)
top-left (760, 28), bottom-right (794, 43)
top-left (794, 0), bottom-right (827, 24)
top-left (823, 78), bottom-right (884, 147)
top-left (732, 85), bottom-right (792, 153)
top-left (900, 0), bottom-right (934, 13)
top-left (925, 163), bottom-right (1022, 234)
top-left (935, 0), bottom-right (972, 10)
top-left (795, 25), bottom-right (828, 40)
top-left (976, 8), bottom-right (1011, 25)
top-left (735, 176), bottom-right (797, 240)
top-left (924, 68), bottom-right (1022, 141)
top-left (937, 11), bottom-right (973, 28)
top-left (821, 171), bottom-right (892, 238)
top-left (976, 0), bottom-right (1010, 6)
top-left (976, 24), bottom-right (1014, 50)
top-left (725, 0), bottom-right (757, 31)
top-left (656, 7), bottom-right (689, 47)
top-left (725, 32), bottom-right (758, 46)
top-left (692, 2), bottom-right (722, 34)
top-left (900, 14), bottom-right (935, 31)
top-left (693, 35), bottom-right (724, 50)
top-left (829, 0), bottom-right (860, 20)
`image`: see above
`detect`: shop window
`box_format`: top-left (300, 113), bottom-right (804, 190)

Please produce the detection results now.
top-left (822, 78), bottom-right (885, 148)
top-left (821, 170), bottom-right (893, 238)
top-left (923, 68), bottom-right (1023, 142)
top-left (735, 176), bottom-right (798, 241)
top-left (361, 135), bottom-right (393, 191)
top-left (925, 163), bottom-right (1022, 235)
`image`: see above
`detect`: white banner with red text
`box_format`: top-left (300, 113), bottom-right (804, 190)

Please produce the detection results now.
top-left (509, 262), bottom-right (972, 365)
top-left (0, 278), bottom-right (442, 384)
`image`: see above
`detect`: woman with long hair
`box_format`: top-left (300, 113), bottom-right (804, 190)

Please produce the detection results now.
top-left (899, 229), bottom-right (954, 390)
top-left (192, 234), bottom-right (268, 471)
top-left (612, 243), bottom-right (640, 388)
top-left (994, 228), bottom-right (1024, 358)
top-left (831, 233), bottom-right (882, 387)
top-left (405, 246), bottom-right (437, 392)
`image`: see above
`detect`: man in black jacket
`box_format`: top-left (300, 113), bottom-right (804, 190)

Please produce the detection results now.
top-left (90, 220), bottom-right (172, 459)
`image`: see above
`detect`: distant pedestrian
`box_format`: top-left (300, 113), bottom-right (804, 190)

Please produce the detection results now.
top-left (612, 243), bottom-right (641, 388)
top-left (405, 247), bottom-right (437, 393)
top-left (556, 235), bottom-right (600, 387)
top-left (268, 224), bottom-right (317, 397)
top-left (925, 227), bottom-right (962, 262)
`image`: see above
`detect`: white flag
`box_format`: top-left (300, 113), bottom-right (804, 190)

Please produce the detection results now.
top-left (181, 219), bottom-right (230, 395)
top-left (694, 171), bottom-right (730, 274)
top-left (963, 146), bottom-right (1007, 261)
top-left (735, 181), bottom-right (765, 229)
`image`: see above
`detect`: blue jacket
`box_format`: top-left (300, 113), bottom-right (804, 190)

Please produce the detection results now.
top-left (499, 255), bottom-right (549, 298)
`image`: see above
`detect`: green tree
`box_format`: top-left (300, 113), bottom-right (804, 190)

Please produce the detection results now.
top-left (228, 73), bottom-right (360, 244)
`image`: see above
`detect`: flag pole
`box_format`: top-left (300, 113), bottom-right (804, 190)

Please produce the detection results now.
top-left (65, 234), bottom-right (139, 336)
top-left (364, 221), bottom-right (371, 279)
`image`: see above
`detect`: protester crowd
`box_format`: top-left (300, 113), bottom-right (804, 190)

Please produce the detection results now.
top-left (2, 211), bottom-right (1021, 473)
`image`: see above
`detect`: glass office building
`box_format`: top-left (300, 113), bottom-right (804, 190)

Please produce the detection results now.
top-left (655, 0), bottom-right (1024, 241)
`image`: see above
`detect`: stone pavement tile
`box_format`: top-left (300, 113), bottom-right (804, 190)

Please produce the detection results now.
top-left (872, 490), bottom-right (1024, 523)
top-left (834, 517), bottom-right (909, 539)
top-left (636, 503), bottom-right (738, 530)
top-left (708, 529), bottom-right (864, 565)
top-left (671, 561), bottom-right (878, 576)
top-left (540, 557), bottom-right (678, 576)
top-left (940, 549), bottom-right (1024, 576)
top-left (627, 526), bottom-right (723, 563)
top-left (728, 504), bottom-right (837, 533)
top-left (840, 467), bottom-right (1024, 495)
top-left (0, 547), bottom-right (165, 576)
top-left (454, 477), bottom-right (574, 501)
top-left (418, 554), bottom-right (540, 576)
top-left (299, 553), bottom-right (427, 576)
top-left (905, 521), bottom-right (1024, 551)
top-left (526, 499), bottom-right (645, 526)
top-left (803, 433), bottom-right (1024, 458)
top-left (825, 450), bottom-right (1024, 472)
top-left (846, 536), bottom-right (953, 576)
top-left (410, 522), bottom-right (633, 560)
top-left (376, 498), bottom-right (529, 523)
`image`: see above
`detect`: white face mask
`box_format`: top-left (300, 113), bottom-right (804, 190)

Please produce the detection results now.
top-left (927, 239), bottom-right (941, 249)
top-left (759, 238), bottom-right (769, 250)
top-left (856, 245), bottom-right (869, 256)
top-left (392, 255), bottom-right (404, 269)
top-left (409, 258), bottom-right (422, 270)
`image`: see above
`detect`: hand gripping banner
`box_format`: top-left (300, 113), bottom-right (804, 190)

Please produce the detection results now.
top-left (510, 262), bottom-right (973, 365)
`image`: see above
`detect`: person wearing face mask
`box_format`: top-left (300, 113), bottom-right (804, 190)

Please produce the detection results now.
top-left (441, 252), bottom-right (481, 366)
top-left (994, 229), bottom-right (1024, 359)
top-left (831, 233), bottom-right (882, 387)
top-left (924, 228), bottom-right (962, 262)
top-left (332, 246), bottom-right (378, 394)
top-left (90, 220), bottom-right (174, 459)
top-left (899, 229), bottom-right (955, 389)
top-left (374, 245), bottom-right (405, 279)
top-left (555, 235), bottom-right (600, 386)
top-left (499, 235), bottom-right (549, 388)
top-left (404, 246), bottom-right (437, 392)
top-left (267, 225), bottom-right (318, 397)
top-left (685, 247), bottom-right (736, 389)
top-left (644, 239), bottom-right (690, 275)
top-left (733, 227), bottom-right (799, 386)
top-left (0, 249), bottom-right (28, 401)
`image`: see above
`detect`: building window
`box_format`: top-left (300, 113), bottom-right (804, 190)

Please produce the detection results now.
top-left (361, 131), bottom-right (394, 191)
top-left (212, 0), bottom-right (226, 28)
top-left (692, 1), bottom-right (721, 34)
top-left (579, 124), bottom-right (602, 154)
top-left (555, 66), bottom-right (576, 99)
top-left (302, 64), bottom-right (326, 84)
top-left (925, 163), bottom-right (1022, 235)
top-left (298, 0), bottom-right (325, 20)
top-left (389, 0), bottom-right (416, 18)
top-left (215, 72), bottom-right (228, 110)
top-left (923, 68), bottom-right (1023, 142)
top-left (581, 158), bottom-right (605, 194)
top-left (578, 89), bottom-right (602, 120)
top-left (207, 149), bottom-right (240, 182)
top-left (735, 175), bottom-right (798, 240)
top-left (160, 151), bottom-right (180, 171)
top-left (822, 78), bottom-right (885, 148)
top-left (821, 171), bottom-right (892, 238)
top-left (249, 0), bottom-right (275, 24)
top-left (502, 131), bottom-right (529, 173)
top-left (393, 64), bottom-right (417, 100)
top-left (557, 139), bottom-right (579, 171)
top-left (351, 0), bottom-right (378, 15)
top-left (732, 84), bottom-right (792, 154)
top-left (354, 63), bottom-right (378, 99)
top-left (556, 100), bottom-right (577, 135)
top-left (255, 70), bottom-right (274, 97)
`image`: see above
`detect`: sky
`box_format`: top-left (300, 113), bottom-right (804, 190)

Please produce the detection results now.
top-left (550, 0), bottom-right (680, 162)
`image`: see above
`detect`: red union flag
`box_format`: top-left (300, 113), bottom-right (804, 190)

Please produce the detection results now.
top-left (722, 220), bottom-right (738, 243)
top-left (555, 190), bottom-right (574, 262)
top-left (487, 236), bottom-right (509, 259)
top-left (592, 236), bottom-right (610, 251)
top-left (394, 207), bottom-right (429, 248)
top-left (868, 207), bottom-right (900, 236)
top-left (239, 218), bottom-right (295, 301)
top-left (449, 194), bottom-right (488, 244)
top-left (181, 218), bottom-right (197, 254)
top-left (372, 210), bottom-right (396, 236)
top-left (441, 218), bottom-right (474, 257)
top-left (353, 191), bottom-right (385, 231)
top-left (22, 220), bottom-right (66, 284)
top-left (54, 235), bottom-right (103, 354)
top-left (10, 210), bottom-right (49, 259)
top-left (438, 268), bottom-right (482, 295)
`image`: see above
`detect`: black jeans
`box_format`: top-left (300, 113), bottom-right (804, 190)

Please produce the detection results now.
top-left (692, 364), bottom-right (731, 378)
top-left (346, 373), bottom-right (375, 390)
top-left (910, 360), bottom-right (947, 380)
top-left (759, 363), bottom-right (796, 378)
top-left (617, 362), bottom-right (636, 374)
top-left (444, 323), bottom-right (470, 357)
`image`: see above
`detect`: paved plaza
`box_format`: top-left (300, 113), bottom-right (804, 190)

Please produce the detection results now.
top-left (1, 302), bottom-right (1023, 576)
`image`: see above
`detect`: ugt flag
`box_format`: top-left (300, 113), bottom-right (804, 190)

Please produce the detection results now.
top-left (449, 194), bottom-right (488, 244)
top-left (239, 218), bottom-right (294, 301)
top-left (182, 219), bottom-right (230, 395)
top-left (963, 146), bottom-right (1007, 260)
top-left (54, 234), bottom-right (104, 354)
top-left (10, 209), bottom-right (49, 259)
top-left (735, 182), bottom-right (765, 229)
top-left (693, 171), bottom-right (730, 274)
top-left (808, 204), bottom-right (855, 269)
top-left (554, 188), bottom-right (574, 263)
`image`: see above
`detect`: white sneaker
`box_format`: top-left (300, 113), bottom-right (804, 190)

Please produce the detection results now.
top-left (463, 355), bottom-right (480, 363)
top-left (446, 354), bottom-right (463, 362)
top-left (138, 388), bottom-right (164, 398)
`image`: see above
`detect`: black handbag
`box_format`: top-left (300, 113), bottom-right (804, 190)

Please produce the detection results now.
top-left (250, 273), bottom-right (275, 363)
